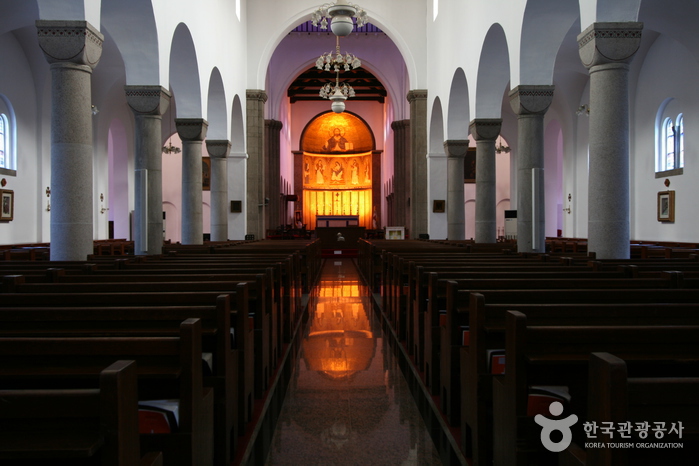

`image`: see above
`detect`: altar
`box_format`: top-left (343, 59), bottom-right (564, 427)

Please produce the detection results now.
top-left (316, 215), bottom-right (359, 228)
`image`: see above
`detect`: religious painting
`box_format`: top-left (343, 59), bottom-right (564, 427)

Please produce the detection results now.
top-left (300, 111), bottom-right (374, 154)
top-left (464, 147), bottom-right (476, 183)
top-left (202, 157), bottom-right (211, 191)
top-left (657, 190), bottom-right (675, 222)
top-left (303, 154), bottom-right (372, 190)
top-left (0, 189), bottom-right (13, 221)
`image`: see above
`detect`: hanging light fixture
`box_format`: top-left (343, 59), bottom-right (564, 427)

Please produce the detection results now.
top-left (312, 1), bottom-right (368, 37)
top-left (495, 135), bottom-right (511, 154)
top-left (162, 117), bottom-right (181, 154)
top-left (316, 35), bottom-right (361, 72)
top-left (320, 70), bottom-right (355, 113)
top-left (318, 35), bottom-right (358, 113)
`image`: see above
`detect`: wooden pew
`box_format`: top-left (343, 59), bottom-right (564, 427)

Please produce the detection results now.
top-left (559, 352), bottom-right (699, 466)
top-left (456, 288), bottom-right (699, 466)
top-left (0, 288), bottom-right (252, 465)
top-left (0, 318), bottom-right (214, 466)
top-left (0, 359), bottom-right (162, 466)
top-left (438, 273), bottom-right (684, 416)
top-left (491, 311), bottom-right (699, 466)
top-left (0, 291), bottom-right (245, 466)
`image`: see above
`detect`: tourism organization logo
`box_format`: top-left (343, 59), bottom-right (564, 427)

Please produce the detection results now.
top-left (535, 401), bottom-right (685, 453)
top-left (534, 401), bottom-right (578, 453)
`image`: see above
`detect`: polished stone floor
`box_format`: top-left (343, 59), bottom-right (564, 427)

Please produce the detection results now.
top-left (264, 259), bottom-right (442, 465)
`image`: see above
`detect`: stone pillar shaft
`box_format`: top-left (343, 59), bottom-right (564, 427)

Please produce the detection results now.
top-left (510, 86), bottom-right (554, 253)
top-left (470, 119), bottom-right (502, 243)
top-left (176, 118), bottom-right (208, 245)
top-left (444, 140), bottom-right (469, 240)
top-left (37, 20), bottom-right (103, 260)
top-left (206, 140), bottom-right (231, 242)
top-left (265, 120), bottom-right (283, 230)
top-left (125, 86), bottom-right (170, 255)
top-left (579, 22), bottom-right (643, 259)
top-left (408, 90), bottom-right (428, 238)
top-left (246, 90), bottom-right (267, 240)
top-left (391, 120), bottom-right (410, 227)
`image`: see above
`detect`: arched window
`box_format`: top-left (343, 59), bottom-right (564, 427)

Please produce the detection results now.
top-left (677, 114), bottom-right (684, 169)
top-left (664, 117), bottom-right (675, 171)
top-left (0, 113), bottom-right (6, 169)
top-left (656, 101), bottom-right (685, 175)
top-left (0, 94), bottom-right (15, 174)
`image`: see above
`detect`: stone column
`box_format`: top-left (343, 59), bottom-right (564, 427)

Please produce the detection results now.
top-left (408, 90), bottom-right (428, 238)
top-left (125, 86), bottom-right (170, 255)
top-left (265, 119), bottom-right (283, 231)
top-left (206, 139), bottom-right (231, 242)
top-left (246, 90), bottom-right (267, 240)
top-left (37, 20), bottom-right (103, 260)
top-left (391, 120), bottom-right (410, 227)
top-left (443, 140), bottom-right (469, 240)
top-left (176, 118), bottom-right (208, 245)
top-left (509, 85), bottom-right (554, 253)
top-left (470, 119), bottom-right (502, 243)
top-left (579, 22), bottom-right (643, 259)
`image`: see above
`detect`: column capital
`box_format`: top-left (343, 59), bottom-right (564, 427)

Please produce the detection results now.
top-left (469, 119), bottom-right (502, 141)
top-left (175, 118), bottom-right (208, 141)
top-left (578, 22), bottom-right (643, 69)
top-left (36, 20), bottom-right (103, 68)
top-left (407, 89), bottom-right (428, 103)
top-left (509, 85), bottom-right (555, 116)
top-left (265, 119), bottom-right (283, 131)
top-left (443, 139), bottom-right (470, 158)
top-left (206, 139), bottom-right (232, 158)
top-left (125, 85), bottom-right (171, 116)
top-left (391, 119), bottom-right (410, 131)
top-left (247, 89), bottom-right (268, 103)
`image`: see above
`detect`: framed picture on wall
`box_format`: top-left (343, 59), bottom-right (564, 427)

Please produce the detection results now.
top-left (1, 189), bottom-right (14, 221)
top-left (657, 190), bottom-right (675, 222)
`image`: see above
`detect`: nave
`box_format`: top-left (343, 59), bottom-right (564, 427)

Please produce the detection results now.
top-left (264, 259), bottom-right (442, 465)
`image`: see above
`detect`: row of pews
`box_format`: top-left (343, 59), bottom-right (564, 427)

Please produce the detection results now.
top-left (357, 238), bottom-right (699, 466)
top-left (0, 238), bottom-right (321, 466)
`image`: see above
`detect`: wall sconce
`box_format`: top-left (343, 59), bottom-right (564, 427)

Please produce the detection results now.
top-left (45, 186), bottom-right (51, 212)
top-left (563, 193), bottom-right (572, 214)
top-left (576, 104), bottom-right (590, 117)
top-left (99, 193), bottom-right (109, 214)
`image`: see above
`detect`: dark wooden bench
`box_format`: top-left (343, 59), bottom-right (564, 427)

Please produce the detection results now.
top-left (452, 287), bottom-right (699, 466)
top-left (0, 359), bottom-right (162, 466)
top-left (492, 311), bottom-right (699, 466)
top-left (0, 318), bottom-right (214, 466)
top-left (0, 291), bottom-right (246, 466)
top-left (559, 352), bottom-right (699, 466)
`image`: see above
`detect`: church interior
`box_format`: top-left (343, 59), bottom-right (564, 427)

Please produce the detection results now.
top-left (1, 0), bottom-right (699, 465)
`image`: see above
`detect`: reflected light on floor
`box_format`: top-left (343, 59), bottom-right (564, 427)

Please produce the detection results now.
top-left (303, 278), bottom-right (375, 380)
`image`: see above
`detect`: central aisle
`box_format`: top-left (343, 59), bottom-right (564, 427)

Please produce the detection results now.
top-left (264, 258), bottom-right (442, 465)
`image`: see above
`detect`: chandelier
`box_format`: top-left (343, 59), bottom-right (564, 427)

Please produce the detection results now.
top-left (318, 35), bottom-right (359, 113)
top-left (312, 1), bottom-right (368, 37)
top-left (320, 71), bottom-right (355, 113)
top-left (495, 136), bottom-right (510, 154)
top-left (316, 36), bottom-right (361, 72)
top-left (162, 118), bottom-right (181, 154)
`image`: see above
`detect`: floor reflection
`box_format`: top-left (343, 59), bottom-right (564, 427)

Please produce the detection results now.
top-left (265, 259), bottom-right (441, 465)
